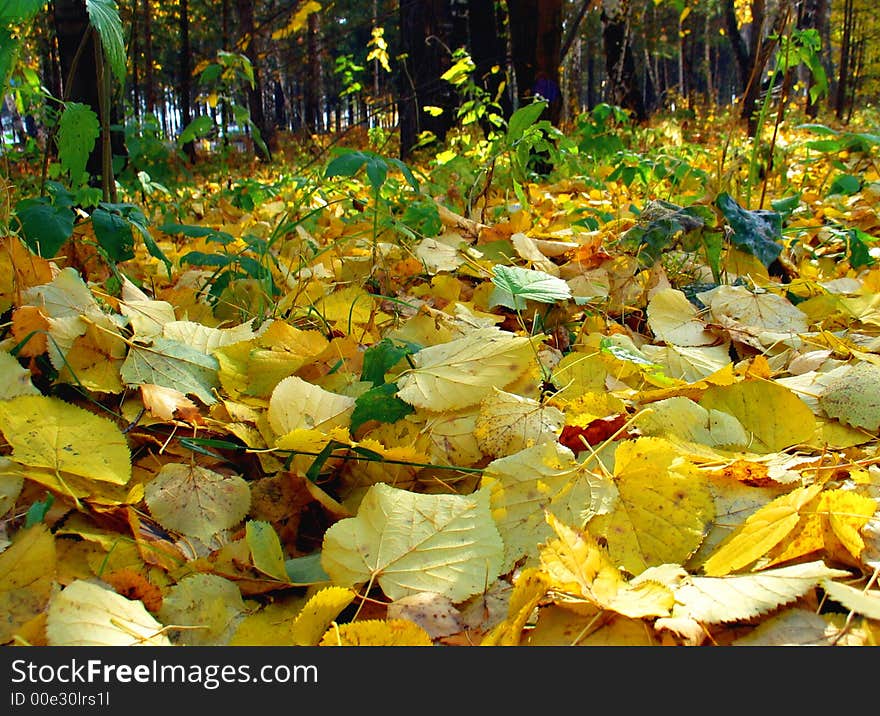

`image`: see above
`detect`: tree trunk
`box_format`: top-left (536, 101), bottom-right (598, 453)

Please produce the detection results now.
top-left (507, 0), bottom-right (563, 123)
top-left (835, 0), bottom-right (854, 120)
top-left (179, 0), bottom-right (195, 162)
top-left (467, 0), bottom-right (511, 118)
top-left (53, 0), bottom-right (102, 177)
top-left (600, 0), bottom-right (645, 121)
top-left (236, 0), bottom-right (271, 159)
top-left (143, 0), bottom-right (155, 116)
top-left (305, 11), bottom-right (324, 134)
top-left (397, 0), bottom-right (455, 160)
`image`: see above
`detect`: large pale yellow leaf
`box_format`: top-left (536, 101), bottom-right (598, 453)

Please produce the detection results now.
top-left (699, 285), bottom-right (810, 334)
top-left (818, 362), bottom-right (880, 431)
top-left (647, 288), bottom-right (716, 346)
top-left (163, 319), bottom-right (258, 354)
top-left (0, 350), bottom-right (39, 399)
top-left (481, 441), bottom-right (617, 572)
top-left (587, 437), bottom-right (714, 576)
top-left (702, 483), bottom-right (823, 576)
top-left (321, 483), bottom-right (503, 602)
top-left (158, 573), bottom-right (247, 646)
top-left (475, 388), bottom-right (565, 458)
top-left (0, 395), bottom-right (131, 485)
top-left (268, 375), bottom-right (356, 436)
top-left (319, 619), bottom-right (433, 646)
top-left (640, 343), bottom-right (732, 383)
top-left (540, 513), bottom-right (674, 619)
top-left (47, 579), bottom-right (171, 646)
top-left (289, 586), bottom-right (357, 646)
top-left (699, 380), bottom-right (817, 453)
top-left (396, 328), bottom-right (538, 412)
top-left (0, 524), bottom-right (56, 643)
top-left (821, 579), bottom-right (880, 620)
top-left (144, 463), bottom-right (250, 542)
top-left (667, 561), bottom-right (849, 625)
top-left (732, 608), bottom-right (865, 646)
top-left (635, 396), bottom-right (749, 449)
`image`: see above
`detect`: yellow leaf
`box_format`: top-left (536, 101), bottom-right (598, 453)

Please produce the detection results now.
top-left (588, 437), bottom-right (714, 575)
top-left (540, 513), bottom-right (674, 619)
top-left (527, 608), bottom-right (659, 646)
top-left (634, 396), bottom-right (749, 448)
top-left (699, 381), bottom-right (817, 453)
top-left (474, 388), bottom-right (565, 458)
top-left (482, 441), bottom-right (617, 572)
top-left (0, 350), bottom-right (39, 399)
top-left (821, 579), bottom-right (880, 620)
top-left (480, 568), bottom-right (549, 646)
top-left (319, 619), bottom-right (433, 646)
top-left (229, 594), bottom-right (309, 646)
top-left (268, 376), bottom-right (355, 435)
top-left (647, 288), bottom-right (716, 346)
top-left (0, 524), bottom-right (56, 644)
top-left (667, 561), bottom-right (849, 625)
top-left (271, 0), bottom-right (321, 39)
top-left (144, 463), bottom-right (250, 542)
top-left (158, 574), bottom-right (247, 646)
top-left (702, 483), bottom-right (823, 576)
top-left (290, 586), bottom-right (357, 646)
top-left (47, 579), bottom-right (171, 646)
top-left (321, 483), bottom-right (503, 602)
top-left (396, 328), bottom-right (538, 412)
top-left (0, 395), bottom-right (131, 485)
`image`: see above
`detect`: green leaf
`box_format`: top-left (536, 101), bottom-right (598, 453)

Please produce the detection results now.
top-left (0, 28), bottom-right (19, 90)
top-left (86, 0), bottom-right (126, 82)
top-left (178, 114), bottom-right (214, 145)
top-left (285, 552), bottom-right (330, 585)
top-left (91, 207), bottom-right (135, 262)
top-left (715, 192), bottom-right (783, 268)
top-left (14, 198), bottom-right (75, 257)
top-left (845, 228), bottom-right (875, 269)
top-left (827, 174), bottom-right (861, 196)
top-left (0, 0), bottom-right (46, 23)
top-left (24, 493), bottom-right (54, 528)
top-left (361, 338), bottom-right (419, 385)
top-left (246, 520), bottom-right (290, 582)
top-left (350, 382), bottom-right (415, 433)
top-left (507, 101), bottom-right (547, 143)
top-left (489, 264), bottom-right (572, 310)
top-left (325, 150), bottom-right (367, 179)
top-left (365, 156), bottom-right (388, 192)
top-left (120, 337), bottom-right (220, 405)
top-left (57, 102), bottom-right (100, 182)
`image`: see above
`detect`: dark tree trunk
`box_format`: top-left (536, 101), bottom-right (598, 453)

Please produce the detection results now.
top-left (796, 0), bottom-right (827, 118)
top-left (835, 0), bottom-right (854, 120)
top-left (143, 0), bottom-right (156, 115)
top-left (179, 0), bottom-right (195, 162)
top-left (305, 11), bottom-right (324, 134)
top-left (600, 0), bottom-right (645, 121)
top-left (130, 0), bottom-right (140, 120)
top-left (53, 0), bottom-right (103, 177)
top-left (507, 0), bottom-right (563, 123)
top-left (467, 0), bottom-right (511, 117)
top-left (236, 0), bottom-right (271, 159)
top-left (397, 0), bottom-right (455, 160)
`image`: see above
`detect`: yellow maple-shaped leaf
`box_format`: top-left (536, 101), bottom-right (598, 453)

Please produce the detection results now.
top-left (321, 483), bottom-right (503, 602)
top-left (290, 586), bottom-right (358, 646)
top-left (480, 568), bottom-right (550, 646)
top-left (699, 380), bottom-right (817, 453)
top-left (474, 388), bottom-right (565, 458)
top-left (158, 573), bottom-right (247, 646)
top-left (662, 561), bottom-right (849, 627)
top-left (540, 513), bottom-right (674, 619)
top-left (481, 441), bottom-right (617, 572)
top-left (647, 288), bottom-right (717, 347)
top-left (702, 483), bottom-right (824, 576)
top-left (587, 437), bottom-right (714, 576)
top-left (319, 618), bottom-right (433, 646)
top-left (0, 395), bottom-right (131, 485)
top-left (396, 328), bottom-right (538, 412)
top-left (144, 463), bottom-right (250, 542)
top-left (764, 489), bottom-right (877, 567)
top-left (0, 524), bottom-right (56, 644)
top-left (268, 375), bottom-right (356, 435)
top-left (47, 579), bottom-right (171, 646)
